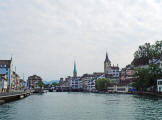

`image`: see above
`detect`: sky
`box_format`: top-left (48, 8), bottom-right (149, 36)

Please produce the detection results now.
top-left (0, 0), bottom-right (162, 81)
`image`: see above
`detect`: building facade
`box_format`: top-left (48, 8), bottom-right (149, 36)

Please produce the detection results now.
top-left (27, 75), bottom-right (42, 89)
top-left (68, 61), bottom-right (82, 89)
top-left (120, 64), bottom-right (135, 85)
top-left (0, 74), bottom-right (8, 92)
top-left (11, 71), bottom-right (21, 90)
top-left (20, 79), bottom-right (26, 90)
top-left (0, 59), bottom-right (13, 89)
top-left (104, 53), bottom-right (120, 82)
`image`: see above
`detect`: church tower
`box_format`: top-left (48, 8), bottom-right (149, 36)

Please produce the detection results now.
top-left (104, 52), bottom-right (111, 74)
top-left (73, 61), bottom-right (77, 78)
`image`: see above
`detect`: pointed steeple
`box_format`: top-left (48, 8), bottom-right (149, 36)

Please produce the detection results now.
top-left (73, 61), bottom-right (77, 77)
top-left (104, 52), bottom-right (111, 64)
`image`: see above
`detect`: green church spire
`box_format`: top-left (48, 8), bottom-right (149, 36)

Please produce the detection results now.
top-left (73, 61), bottom-right (77, 77)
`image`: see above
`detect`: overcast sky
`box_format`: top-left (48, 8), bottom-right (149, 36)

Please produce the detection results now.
top-left (0, 0), bottom-right (162, 81)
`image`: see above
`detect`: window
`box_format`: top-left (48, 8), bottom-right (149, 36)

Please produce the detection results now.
top-left (158, 81), bottom-right (162, 85)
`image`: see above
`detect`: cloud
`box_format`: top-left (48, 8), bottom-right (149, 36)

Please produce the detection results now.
top-left (0, 0), bottom-right (162, 80)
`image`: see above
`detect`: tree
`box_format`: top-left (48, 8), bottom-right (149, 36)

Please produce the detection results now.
top-left (133, 64), bottom-right (162, 92)
top-left (147, 64), bottom-right (162, 91)
top-left (133, 67), bottom-right (150, 91)
top-left (52, 82), bottom-right (58, 87)
top-left (132, 40), bottom-right (162, 66)
top-left (95, 78), bottom-right (110, 91)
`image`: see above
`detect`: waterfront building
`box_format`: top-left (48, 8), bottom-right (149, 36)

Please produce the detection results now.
top-left (81, 74), bottom-right (95, 91)
top-left (68, 61), bottom-right (83, 90)
top-left (120, 64), bottom-right (135, 85)
top-left (59, 77), bottom-right (70, 87)
top-left (27, 75), bottom-right (42, 89)
top-left (104, 53), bottom-right (120, 82)
top-left (0, 58), bottom-right (13, 89)
top-left (80, 72), bottom-right (104, 92)
top-left (87, 72), bottom-right (105, 92)
top-left (59, 78), bottom-right (64, 85)
top-left (0, 74), bottom-right (8, 92)
top-left (11, 71), bottom-right (21, 90)
top-left (20, 79), bottom-right (26, 90)
top-left (107, 83), bottom-right (133, 93)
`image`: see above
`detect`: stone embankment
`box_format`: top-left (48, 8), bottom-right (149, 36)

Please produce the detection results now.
top-left (134, 92), bottom-right (162, 98)
top-left (0, 90), bottom-right (33, 105)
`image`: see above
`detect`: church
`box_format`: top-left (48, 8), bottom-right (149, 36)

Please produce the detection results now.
top-left (104, 52), bottom-right (120, 82)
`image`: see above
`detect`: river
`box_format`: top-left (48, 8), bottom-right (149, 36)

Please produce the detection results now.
top-left (0, 92), bottom-right (162, 120)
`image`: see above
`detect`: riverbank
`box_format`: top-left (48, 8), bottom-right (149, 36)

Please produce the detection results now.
top-left (133, 91), bottom-right (162, 98)
top-left (94, 91), bottom-right (162, 98)
top-left (0, 90), bottom-right (33, 105)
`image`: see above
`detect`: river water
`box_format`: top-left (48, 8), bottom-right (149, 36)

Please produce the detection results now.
top-left (0, 92), bottom-right (162, 120)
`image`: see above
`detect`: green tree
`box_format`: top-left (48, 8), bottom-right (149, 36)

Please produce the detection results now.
top-left (95, 78), bottom-right (110, 91)
top-left (133, 68), bottom-right (150, 91)
top-left (133, 64), bottom-right (162, 92)
top-left (52, 82), bottom-right (58, 86)
top-left (147, 64), bottom-right (162, 91)
top-left (132, 40), bottom-right (162, 66)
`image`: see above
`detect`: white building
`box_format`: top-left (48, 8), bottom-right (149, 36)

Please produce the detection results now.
top-left (87, 73), bottom-right (104, 92)
top-left (70, 77), bottom-right (82, 89)
top-left (68, 62), bottom-right (82, 90)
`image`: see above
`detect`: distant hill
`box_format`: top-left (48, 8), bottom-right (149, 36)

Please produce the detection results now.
top-left (43, 80), bottom-right (59, 85)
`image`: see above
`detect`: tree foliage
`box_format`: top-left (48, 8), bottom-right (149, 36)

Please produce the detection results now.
top-left (52, 82), bottom-right (58, 86)
top-left (95, 78), bottom-right (110, 91)
top-left (132, 41), bottom-right (162, 66)
top-left (133, 64), bottom-right (162, 91)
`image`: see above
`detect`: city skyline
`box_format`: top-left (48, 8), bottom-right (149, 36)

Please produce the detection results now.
top-left (0, 0), bottom-right (162, 80)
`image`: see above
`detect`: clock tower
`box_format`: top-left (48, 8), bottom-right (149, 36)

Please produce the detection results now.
top-left (104, 52), bottom-right (111, 74)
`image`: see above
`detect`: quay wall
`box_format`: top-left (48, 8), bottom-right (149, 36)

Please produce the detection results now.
top-left (0, 90), bottom-right (33, 104)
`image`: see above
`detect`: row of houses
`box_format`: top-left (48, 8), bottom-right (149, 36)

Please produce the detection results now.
top-left (59, 53), bottom-right (122, 92)
top-left (120, 54), bottom-right (162, 92)
top-left (0, 58), bottom-right (26, 93)
top-left (59, 53), bottom-right (162, 93)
